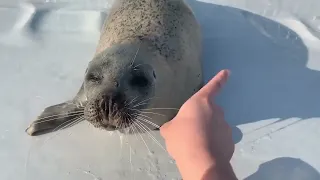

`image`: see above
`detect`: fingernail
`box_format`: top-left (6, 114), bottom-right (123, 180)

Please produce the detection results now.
top-left (223, 69), bottom-right (231, 83)
top-left (225, 69), bottom-right (231, 77)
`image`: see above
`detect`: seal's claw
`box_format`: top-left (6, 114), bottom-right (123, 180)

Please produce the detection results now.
top-left (25, 121), bottom-right (57, 136)
top-left (25, 125), bottom-right (36, 136)
top-left (25, 126), bottom-right (34, 136)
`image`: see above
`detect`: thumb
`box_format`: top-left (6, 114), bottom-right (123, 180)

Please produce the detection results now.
top-left (197, 69), bottom-right (230, 98)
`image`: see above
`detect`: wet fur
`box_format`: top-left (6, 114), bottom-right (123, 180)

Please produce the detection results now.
top-left (26, 0), bottom-right (203, 136)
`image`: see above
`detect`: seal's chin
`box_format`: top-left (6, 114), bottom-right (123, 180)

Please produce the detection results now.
top-left (85, 107), bottom-right (134, 131)
top-left (99, 111), bottom-right (133, 131)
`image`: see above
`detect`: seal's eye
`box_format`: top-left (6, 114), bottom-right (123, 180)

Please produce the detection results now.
top-left (87, 73), bottom-right (101, 82)
top-left (130, 74), bottom-right (149, 88)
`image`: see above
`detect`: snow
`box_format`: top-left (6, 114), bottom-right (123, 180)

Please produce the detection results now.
top-left (0, 0), bottom-right (319, 179)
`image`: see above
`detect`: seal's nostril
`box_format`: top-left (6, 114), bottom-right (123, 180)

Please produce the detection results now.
top-left (153, 70), bottom-right (156, 79)
top-left (115, 81), bottom-right (119, 87)
top-left (130, 75), bottom-right (149, 88)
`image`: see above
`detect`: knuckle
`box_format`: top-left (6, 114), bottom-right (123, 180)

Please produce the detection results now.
top-left (198, 96), bottom-right (213, 107)
top-left (217, 80), bottom-right (222, 90)
top-left (200, 95), bottom-right (211, 103)
top-left (215, 104), bottom-right (222, 111)
top-left (215, 105), bottom-right (224, 116)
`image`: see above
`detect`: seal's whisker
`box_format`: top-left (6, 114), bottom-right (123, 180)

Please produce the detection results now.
top-left (132, 122), bottom-right (151, 153)
top-left (63, 117), bottom-right (84, 131)
top-left (133, 113), bottom-right (152, 120)
top-left (124, 96), bottom-right (134, 107)
top-left (129, 120), bottom-right (139, 141)
top-left (129, 145), bottom-right (134, 179)
top-left (127, 108), bottom-right (166, 117)
top-left (133, 113), bottom-right (155, 127)
top-left (135, 121), bottom-right (166, 152)
top-left (124, 125), bottom-right (130, 144)
top-left (42, 116), bottom-right (84, 146)
top-left (32, 113), bottom-right (84, 124)
top-left (133, 97), bottom-right (159, 108)
top-left (132, 96), bottom-right (161, 108)
top-left (129, 119), bottom-right (138, 141)
top-left (119, 122), bottom-right (124, 132)
top-left (141, 108), bottom-right (180, 111)
top-left (124, 99), bottom-right (130, 107)
top-left (132, 123), bottom-right (158, 172)
top-left (126, 95), bottom-right (139, 107)
top-left (105, 99), bottom-right (108, 115)
top-left (118, 127), bottom-right (124, 159)
top-left (124, 124), bottom-right (135, 179)
top-left (49, 116), bottom-right (84, 136)
top-left (67, 102), bottom-right (85, 108)
top-left (130, 43), bottom-right (141, 66)
top-left (126, 112), bottom-right (133, 122)
top-left (138, 111), bottom-right (166, 117)
top-left (132, 102), bottom-right (148, 108)
top-left (34, 111), bottom-right (84, 122)
top-left (136, 116), bottom-right (158, 127)
top-left (109, 97), bottom-right (113, 119)
top-left (133, 63), bottom-right (147, 69)
top-left (136, 116), bottom-right (160, 129)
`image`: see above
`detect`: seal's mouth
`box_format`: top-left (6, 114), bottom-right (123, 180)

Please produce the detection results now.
top-left (84, 93), bottom-right (136, 131)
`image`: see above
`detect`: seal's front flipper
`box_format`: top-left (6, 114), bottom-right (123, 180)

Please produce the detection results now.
top-left (25, 101), bottom-right (85, 136)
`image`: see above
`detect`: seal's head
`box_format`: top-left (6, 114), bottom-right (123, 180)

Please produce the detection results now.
top-left (25, 41), bottom-right (165, 136)
top-left (83, 42), bottom-right (157, 131)
top-left (25, 39), bottom-right (200, 136)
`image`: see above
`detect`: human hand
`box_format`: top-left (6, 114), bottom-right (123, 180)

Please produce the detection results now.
top-left (160, 69), bottom-right (235, 180)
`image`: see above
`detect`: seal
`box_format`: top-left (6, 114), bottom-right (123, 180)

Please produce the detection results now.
top-left (25, 0), bottom-right (203, 136)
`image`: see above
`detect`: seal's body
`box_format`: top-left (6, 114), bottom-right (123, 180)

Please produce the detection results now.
top-left (26, 0), bottom-right (203, 136)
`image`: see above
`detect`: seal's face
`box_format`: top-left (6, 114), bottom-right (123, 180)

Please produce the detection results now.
top-left (25, 41), bottom-right (181, 136)
top-left (83, 46), bottom-right (156, 131)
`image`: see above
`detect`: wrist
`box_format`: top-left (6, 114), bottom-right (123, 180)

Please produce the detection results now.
top-left (174, 149), bottom-right (237, 180)
top-left (202, 161), bottom-right (238, 180)
top-left (174, 149), bottom-right (216, 180)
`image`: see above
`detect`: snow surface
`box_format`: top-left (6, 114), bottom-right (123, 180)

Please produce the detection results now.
top-left (1, 0), bottom-right (320, 179)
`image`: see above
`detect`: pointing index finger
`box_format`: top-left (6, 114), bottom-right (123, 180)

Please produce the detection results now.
top-left (198, 69), bottom-right (230, 98)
